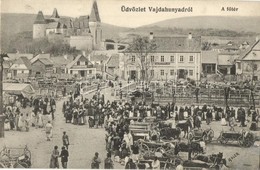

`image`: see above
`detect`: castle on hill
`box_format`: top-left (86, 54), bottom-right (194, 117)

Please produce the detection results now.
top-left (33, 0), bottom-right (102, 51)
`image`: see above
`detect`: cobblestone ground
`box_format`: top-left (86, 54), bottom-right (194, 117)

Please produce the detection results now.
top-left (0, 85), bottom-right (259, 169)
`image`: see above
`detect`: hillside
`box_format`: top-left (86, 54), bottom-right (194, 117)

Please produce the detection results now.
top-left (141, 16), bottom-right (260, 33)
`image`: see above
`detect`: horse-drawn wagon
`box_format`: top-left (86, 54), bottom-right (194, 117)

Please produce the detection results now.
top-left (188, 128), bottom-right (214, 143)
top-left (217, 130), bottom-right (255, 147)
top-left (129, 122), bottom-right (151, 141)
top-left (0, 145), bottom-right (31, 168)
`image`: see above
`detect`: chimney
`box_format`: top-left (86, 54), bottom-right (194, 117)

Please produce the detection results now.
top-left (82, 51), bottom-right (86, 56)
top-left (188, 33), bottom-right (192, 39)
top-left (149, 32), bottom-right (154, 40)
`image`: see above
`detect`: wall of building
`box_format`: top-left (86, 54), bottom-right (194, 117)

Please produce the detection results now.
top-left (122, 52), bottom-right (201, 81)
top-left (240, 60), bottom-right (260, 80)
top-left (70, 36), bottom-right (93, 51)
top-left (33, 24), bottom-right (47, 39)
top-left (31, 60), bottom-right (46, 75)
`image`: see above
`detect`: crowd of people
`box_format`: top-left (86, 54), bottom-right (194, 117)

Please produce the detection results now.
top-left (3, 96), bottom-right (56, 132)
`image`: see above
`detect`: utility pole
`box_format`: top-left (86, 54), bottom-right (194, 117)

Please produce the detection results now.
top-left (0, 53), bottom-right (9, 138)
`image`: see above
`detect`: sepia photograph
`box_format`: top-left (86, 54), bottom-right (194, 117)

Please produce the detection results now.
top-left (0, 0), bottom-right (260, 169)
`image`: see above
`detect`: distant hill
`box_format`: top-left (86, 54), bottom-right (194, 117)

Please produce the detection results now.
top-left (141, 16), bottom-right (260, 33)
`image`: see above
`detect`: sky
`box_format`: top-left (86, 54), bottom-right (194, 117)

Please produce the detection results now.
top-left (1, 0), bottom-right (260, 28)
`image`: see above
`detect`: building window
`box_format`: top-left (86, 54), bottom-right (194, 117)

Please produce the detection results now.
top-left (89, 70), bottom-right (92, 74)
top-left (85, 61), bottom-right (88, 65)
top-left (21, 71), bottom-right (24, 74)
top-left (189, 56), bottom-right (194, 62)
top-left (170, 56), bottom-right (174, 62)
top-left (77, 61), bottom-right (80, 65)
top-left (131, 56), bottom-right (135, 62)
top-left (238, 62), bottom-right (241, 69)
top-left (141, 56), bottom-right (145, 62)
top-left (70, 70), bottom-right (72, 74)
top-left (161, 56), bottom-right (164, 62)
top-left (170, 69), bottom-right (174, 76)
top-left (151, 56), bottom-right (154, 62)
top-left (253, 64), bottom-right (258, 71)
top-left (151, 70), bottom-right (154, 76)
top-left (161, 70), bottom-right (164, 76)
top-left (189, 70), bottom-right (193, 76)
top-left (179, 56), bottom-right (184, 62)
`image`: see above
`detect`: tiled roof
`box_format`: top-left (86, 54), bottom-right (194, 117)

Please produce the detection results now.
top-left (89, 0), bottom-right (101, 22)
top-left (107, 54), bottom-right (119, 68)
top-left (38, 58), bottom-right (53, 65)
top-left (201, 51), bottom-right (218, 64)
top-left (218, 54), bottom-right (239, 65)
top-left (51, 56), bottom-right (74, 66)
top-left (20, 57), bottom-right (32, 69)
top-left (34, 11), bottom-right (46, 24)
top-left (46, 22), bottom-right (60, 29)
top-left (7, 53), bottom-right (33, 61)
top-left (66, 55), bottom-right (93, 68)
top-left (238, 40), bottom-right (260, 60)
top-left (31, 53), bottom-right (50, 63)
top-left (90, 54), bottom-right (109, 62)
top-left (152, 36), bottom-right (201, 52)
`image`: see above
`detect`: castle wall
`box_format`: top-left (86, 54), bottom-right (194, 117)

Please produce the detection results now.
top-left (70, 36), bottom-right (93, 51)
top-left (33, 24), bottom-right (47, 39)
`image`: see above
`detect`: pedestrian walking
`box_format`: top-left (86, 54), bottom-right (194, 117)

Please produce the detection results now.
top-left (104, 152), bottom-right (113, 169)
top-left (91, 152), bottom-right (101, 169)
top-left (60, 146), bottom-right (69, 169)
top-left (45, 121), bottom-right (53, 141)
top-left (62, 132), bottom-right (70, 149)
top-left (50, 146), bottom-right (59, 168)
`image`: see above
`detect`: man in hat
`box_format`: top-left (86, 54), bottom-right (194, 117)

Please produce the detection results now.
top-left (62, 131), bottom-right (70, 149)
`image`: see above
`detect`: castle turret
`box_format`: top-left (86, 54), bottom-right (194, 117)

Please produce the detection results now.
top-left (89, 0), bottom-right (102, 50)
top-left (33, 11), bottom-right (47, 39)
top-left (51, 8), bottom-right (60, 21)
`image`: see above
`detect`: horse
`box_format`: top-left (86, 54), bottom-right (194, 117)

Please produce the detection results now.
top-left (176, 117), bottom-right (193, 138)
top-left (175, 141), bottom-right (205, 155)
top-left (160, 127), bottom-right (181, 140)
top-left (194, 152), bottom-right (229, 168)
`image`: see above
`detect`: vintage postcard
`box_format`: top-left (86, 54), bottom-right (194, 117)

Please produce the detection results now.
top-left (0, 0), bottom-right (260, 169)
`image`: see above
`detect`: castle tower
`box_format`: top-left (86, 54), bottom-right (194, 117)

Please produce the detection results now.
top-left (51, 8), bottom-right (60, 21)
top-left (89, 0), bottom-right (102, 50)
top-left (33, 11), bottom-right (47, 39)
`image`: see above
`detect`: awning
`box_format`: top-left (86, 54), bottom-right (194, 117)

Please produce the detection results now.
top-left (3, 83), bottom-right (35, 98)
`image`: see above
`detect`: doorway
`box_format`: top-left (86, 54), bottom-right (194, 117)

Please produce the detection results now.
top-left (178, 69), bottom-right (186, 79)
top-left (130, 70), bottom-right (136, 80)
top-left (80, 70), bottom-right (85, 77)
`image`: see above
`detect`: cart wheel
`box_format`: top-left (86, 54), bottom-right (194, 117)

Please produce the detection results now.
top-left (188, 132), bottom-right (193, 141)
top-left (141, 144), bottom-right (149, 152)
top-left (156, 147), bottom-right (165, 154)
top-left (220, 136), bottom-right (228, 144)
top-left (244, 139), bottom-right (253, 148)
top-left (136, 139), bottom-right (143, 146)
top-left (238, 136), bottom-right (244, 146)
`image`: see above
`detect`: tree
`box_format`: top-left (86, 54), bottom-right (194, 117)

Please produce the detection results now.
top-left (245, 53), bottom-right (259, 109)
top-left (125, 36), bottom-right (157, 83)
